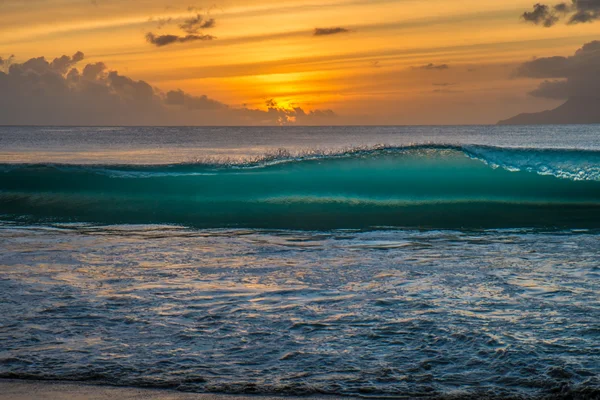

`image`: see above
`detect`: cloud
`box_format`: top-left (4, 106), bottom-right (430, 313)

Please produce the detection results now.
top-left (414, 63), bottom-right (449, 70)
top-left (0, 54), bottom-right (15, 69)
top-left (146, 32), bottom-right (215, 47)
top-left (165, 89), bottom-right (226, 110)
top-left (313, 27), bottom-right (350, 36)
top-left (432, 89), bottom-right (463, 94)
top-left (433, 82), bottom-right (456, 86)
top-left (107, 71), bottom-right (155, 104)
top-left (263, 99), bottom-right (336, 124)
top-left (153, 17), bottom-right (173, 29)
top-left (50, 51), bottom-right (85, 74)
top-left (568, 0), bottom-right (600, 22)
top-left (0, 52), bottom-right (337, 126)
top-left (8, 51), bottom-right (85, 76)
top-left (522, 0), bottom-right (600, 26)
top-left (180, 14), bottom-right (215, 33)
top-left (145, 10), bottom-right (217, 46)
top-left (521, 3), bottom-right (559, 26)
top-left (515, 40), bottom-right (600, 99)
top-left (82, 62), bottom-right (107, 80)
top-left (554, 2), bottom-right (571, 12)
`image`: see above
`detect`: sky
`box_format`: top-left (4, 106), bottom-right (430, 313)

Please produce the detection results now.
top-left (0, 0), bottom-right (599, 125)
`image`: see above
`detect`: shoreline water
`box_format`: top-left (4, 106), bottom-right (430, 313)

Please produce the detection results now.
top-left (0, 380), bottom-right (351, 400)
top-left (1, 379), bottom-right (598, 400)
top-left (1, 226), bottom-right (599, 398)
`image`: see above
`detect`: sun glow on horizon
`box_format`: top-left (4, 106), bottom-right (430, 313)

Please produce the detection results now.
top-left (1, 0), bottom-right (599, 124)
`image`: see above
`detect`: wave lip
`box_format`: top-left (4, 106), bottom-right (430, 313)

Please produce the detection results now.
top-left (2, 144), bottom-right (600, 181)
top-left (1, 145), bottom-right (600, 230)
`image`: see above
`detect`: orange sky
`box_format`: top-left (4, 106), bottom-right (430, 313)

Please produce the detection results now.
top-left (1, 0), bottom-right (599, 124)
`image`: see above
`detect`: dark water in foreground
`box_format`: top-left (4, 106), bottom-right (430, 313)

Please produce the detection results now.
top-left (1, 226), bottom-right (599, 398)
top-left (0, 126), bottom-right (599, 398)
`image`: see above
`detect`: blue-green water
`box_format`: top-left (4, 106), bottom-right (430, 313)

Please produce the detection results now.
top-left (0, 126), bottom-right (599, 398)
top-left (1, 145), bottom-right (600, 229)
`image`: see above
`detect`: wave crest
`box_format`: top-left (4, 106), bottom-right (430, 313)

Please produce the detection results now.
top-left (1, 144), bottom-right (600, 229)
top-left (4, 144), bottom-right (598, 181)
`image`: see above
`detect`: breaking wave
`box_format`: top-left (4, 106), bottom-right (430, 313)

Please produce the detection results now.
top-left (1, 145), bottom-right (600, 229)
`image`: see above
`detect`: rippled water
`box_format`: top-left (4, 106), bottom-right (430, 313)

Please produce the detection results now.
top-left (1, 224), bottom-right (599, 398)
top-left (2, 125), bottom-right (600, 164)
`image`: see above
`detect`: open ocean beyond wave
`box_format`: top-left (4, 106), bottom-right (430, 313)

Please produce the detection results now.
top-left (0, 126), bottom-right (599, 399)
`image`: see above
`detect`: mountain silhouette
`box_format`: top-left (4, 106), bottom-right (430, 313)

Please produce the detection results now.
top-left (498, 97), bottom-right (600, 125)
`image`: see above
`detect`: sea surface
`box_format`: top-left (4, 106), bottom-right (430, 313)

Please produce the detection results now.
top-left (0, 126), bottom-right (599, 398)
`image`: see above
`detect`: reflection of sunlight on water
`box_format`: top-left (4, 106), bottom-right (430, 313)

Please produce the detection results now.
top-left (0, 225), bottom-right (599, 396)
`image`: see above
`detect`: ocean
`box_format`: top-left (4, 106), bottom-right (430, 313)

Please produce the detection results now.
top-left (0, 126), bottom-right (599, 398)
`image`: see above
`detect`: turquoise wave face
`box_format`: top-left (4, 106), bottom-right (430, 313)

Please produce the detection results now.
top-left (1, 146), bottom-right (600, 229)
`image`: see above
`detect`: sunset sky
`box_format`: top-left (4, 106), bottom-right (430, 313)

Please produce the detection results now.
top-left (1, 0), bottom-right (599, 125)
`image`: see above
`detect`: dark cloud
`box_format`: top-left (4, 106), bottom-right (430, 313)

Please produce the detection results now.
top-left (154, 17), bottom-right (173, 29)
top-left (569, 0), bottom-right (600, 23)
top-left (432, 89), bottom-right (463, 94)
top-left (145, 10), bottom-right (217, 47)
top-left (200, 18), bottom-right (215, 29)
top-left (313, 27), bottom-right (350, 36)
top-left (82, 62), bottom-right (107, 80)
top-left (107, 71), bottom-right (155, 104)
top-left (9, 51), bottom-right (85, 76)
top-left (0, 55), bottom-right (15, 68)
top-left (515, 40), bottom-right (600, 99)
top-left (180, 14), bottom-right (215, 33)
top-left (0, 52), bottom-right (336, 126)
top-left (264, 99), bottom-right (336, 124)
top-left (433, 82), bottom-right (456, 86)
top-left (514, 56), bottom-right (570, 78)
top-left (521, 3), bottom-right (559, 26)
top-left (414, 63), bottom-right (449, 70)
top-left (50, 51), bottom-right (84, 74)
top-left (522, 0), bottom-right (600, 26)
top-left (146, 32), bottom-right (215, 47)
top-left (165, 89), bottom-right (225, 110)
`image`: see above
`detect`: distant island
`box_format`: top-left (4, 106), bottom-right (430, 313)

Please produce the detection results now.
top-left (498, 97), bottom-right (600, 125)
